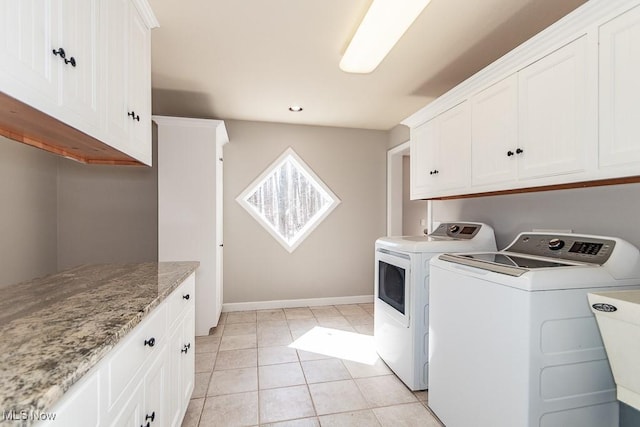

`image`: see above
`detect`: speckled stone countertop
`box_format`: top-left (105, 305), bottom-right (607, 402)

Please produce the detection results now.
top-left (0, 262), bottom-right (199, 425)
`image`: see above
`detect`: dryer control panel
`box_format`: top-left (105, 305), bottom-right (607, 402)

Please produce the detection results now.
top-left (506, 233), bottom-right (616, 265)
top-left (430, 222), bottom-right (482, 240)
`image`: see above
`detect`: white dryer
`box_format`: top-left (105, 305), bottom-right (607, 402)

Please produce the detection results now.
top-left (374, 222), bottom-right (496, 391)
top-left (429, 232), bottom-right (640, 427)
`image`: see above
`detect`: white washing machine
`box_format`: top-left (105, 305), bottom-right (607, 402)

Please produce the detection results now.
top-left (374, 222), bottom-right (496, 391)
top-left (429, 232), bottom-right (640, 427)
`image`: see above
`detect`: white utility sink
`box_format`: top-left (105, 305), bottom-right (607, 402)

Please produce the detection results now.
top-left (589, 290), bottom-right (640, 411)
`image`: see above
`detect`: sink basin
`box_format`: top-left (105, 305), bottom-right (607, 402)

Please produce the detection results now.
top-left (589, 290), bottom-right (640, 411)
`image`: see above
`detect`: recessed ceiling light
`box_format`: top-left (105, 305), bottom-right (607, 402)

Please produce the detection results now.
top-left (289, 105), bottom-right (304, 112)
top-left (340, 0), bottom-right (432, 74)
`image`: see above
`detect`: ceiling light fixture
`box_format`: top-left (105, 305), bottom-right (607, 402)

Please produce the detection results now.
top-left (340, 0), bottom-right (432, 74)
top-left (288, 105), bottom-right (304, 112)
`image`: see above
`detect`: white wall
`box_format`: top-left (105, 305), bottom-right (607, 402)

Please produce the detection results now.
top-left (223, 120), bottom-right (387, 304)
top-left (0, 137), bottom-right (58, 286)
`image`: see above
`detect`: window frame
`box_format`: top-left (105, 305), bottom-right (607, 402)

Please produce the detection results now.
top-left (236, 147), bottom-right (341, 253)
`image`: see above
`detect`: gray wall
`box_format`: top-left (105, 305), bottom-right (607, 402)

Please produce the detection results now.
top-left (431, 183), bottom-right (640, 249)
top-left (0, 137), bottom-right (58, 286)
top-left (56, 138), bottom-right (158, 270)
top-left (0, 134), bottom-right (158, 285)
top-left (223, 120), bottom-right (387, 303)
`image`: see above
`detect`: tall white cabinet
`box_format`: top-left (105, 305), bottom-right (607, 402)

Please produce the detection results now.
top-left (155, 116), bottom-right (229, 336)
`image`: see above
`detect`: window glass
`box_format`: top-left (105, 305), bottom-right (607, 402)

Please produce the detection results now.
top-left (237, 148), bottom-right (341, 252)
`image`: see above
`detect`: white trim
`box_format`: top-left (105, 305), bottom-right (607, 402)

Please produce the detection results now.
top-left (386, 141), bottom-right (410, 236)
top-left (153, 115), bottom-right (229, 145)
top-left (222, 295), bottom-right (374, 312)
top-left (236, 147), bottom-right (341, 253)
top-left (131, 0), bottom-right (159, 28)
top-left (153, 115), bottom-right (224, 129)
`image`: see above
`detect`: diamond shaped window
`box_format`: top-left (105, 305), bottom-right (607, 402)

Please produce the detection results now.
top-left (237, 148), bottom-right (341, 252)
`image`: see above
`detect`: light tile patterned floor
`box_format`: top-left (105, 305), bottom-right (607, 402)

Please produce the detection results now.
top-left (182, 304), bottom-right (443, 427)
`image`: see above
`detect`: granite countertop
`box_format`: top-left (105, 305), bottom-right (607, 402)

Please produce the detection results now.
top-left (0, 262), bottom-right (199, 425)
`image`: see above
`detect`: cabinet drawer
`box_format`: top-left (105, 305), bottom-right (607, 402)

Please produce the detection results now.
top-left (168, 273), bottom-right (195, 327)
top-left (106, 303), bottom-right (167, 408)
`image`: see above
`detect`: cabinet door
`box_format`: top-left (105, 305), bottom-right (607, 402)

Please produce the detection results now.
top-left (167, 322), bottom-right (184, 427)
top-left (0, 0), bottom-right (59, 105)
top-left (435, 101), bottom-right (471, 193)
top-left (58, 0), bottom-right (100, 130)
top-left (471, 75), bottom-right (519, 186)
top-left (180, 307), bottom-right (196, 405)
top-left (518, 36), bottom-right (591, 180)
top-left (410, 118), bottom-right (439, 199)
top-left (103, 0), bottom-right (130, 147)
top-left (127, 5), bottom-right (152, 165)
top-left (599, 4), bottom-right (640, 169)
top-left (109, 381), bottom-right (143, 427)
top-left (143, 351), bottom-right (167, 427)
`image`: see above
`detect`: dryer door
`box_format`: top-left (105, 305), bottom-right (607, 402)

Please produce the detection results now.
top-left (375, 250), bottom-right (411, 327)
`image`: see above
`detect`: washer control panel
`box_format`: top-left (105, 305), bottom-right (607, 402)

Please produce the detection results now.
top-left (430, 222), bottom-right (482, 240)
top-left (506, 233), bottom-right (616, 265)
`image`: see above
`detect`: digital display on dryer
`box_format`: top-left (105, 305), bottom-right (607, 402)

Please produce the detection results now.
top-left (459, 226), bottom-right (476, 235)
top-left (569, 241), bottom-right (603, 255)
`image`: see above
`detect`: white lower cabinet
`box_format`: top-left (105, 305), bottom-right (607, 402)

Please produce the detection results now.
top-left (41, 273), bottom-right (195, 427)
top-left (111, 350), bottom-right (166, 427)
top-left (167, 285), bottom-right (196, 427)
top-left (109, 381), bottom-right (143, 427)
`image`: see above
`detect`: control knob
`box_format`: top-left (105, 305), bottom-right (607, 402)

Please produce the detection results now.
top-left (548, 238), bottom-right (565, 251)
top-left (448, 225), bottom-right (460, 233)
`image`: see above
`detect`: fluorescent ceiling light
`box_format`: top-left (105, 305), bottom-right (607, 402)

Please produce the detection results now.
top-left (340, 0), bottom-right (432, 74)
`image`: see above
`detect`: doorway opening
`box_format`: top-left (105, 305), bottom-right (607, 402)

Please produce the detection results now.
top-left (386, 142), bottom-right (429, 236)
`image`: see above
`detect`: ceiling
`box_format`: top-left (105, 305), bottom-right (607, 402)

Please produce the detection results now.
top-left (149, 0), bottom-right (587, 131)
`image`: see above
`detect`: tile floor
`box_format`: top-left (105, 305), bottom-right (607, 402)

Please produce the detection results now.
top-left (182, 304), bottom-right (443, 427)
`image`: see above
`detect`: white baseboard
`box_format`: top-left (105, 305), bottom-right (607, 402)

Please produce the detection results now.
top-left (222, 295), bottom-right (374, 312)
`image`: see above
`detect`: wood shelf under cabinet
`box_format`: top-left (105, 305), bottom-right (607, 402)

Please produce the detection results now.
top-left (425, 175), bottom-right (640, 200)
top-left (0, 91), bottom-right (144, 165)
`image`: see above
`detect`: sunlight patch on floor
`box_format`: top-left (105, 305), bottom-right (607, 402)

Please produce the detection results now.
top-left (288, 326), bottom-right (378, 365)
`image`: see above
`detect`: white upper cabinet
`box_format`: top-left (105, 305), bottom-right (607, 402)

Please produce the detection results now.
top-left (517, 36), bottom-right (593, 181)
top-left (411, 101), bottom-right (471, 199)
top-left (0, 0), bottom-right (157, 165)
top-left (103, 0), bottom-right (130, 146)
top-left (0, 0), bottom-right (100, 134)
top-left (58, 0), bottom-right (100, 130)
top-left (471, 74), bottom-right (519, 187)
top-left (599, 4), bottom-right (640, 172)
top-left (0, 0), bottom-right (59, 105)
top-left (127, 6), bottom-right (152, 164)
top-left (404, 0), bottom-right (630, 199)
top-left (102, 0), bottom-right (153, 165)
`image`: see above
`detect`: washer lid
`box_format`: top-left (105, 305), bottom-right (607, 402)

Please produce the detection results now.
top-left (438, 252), bottom-right (585, 277)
